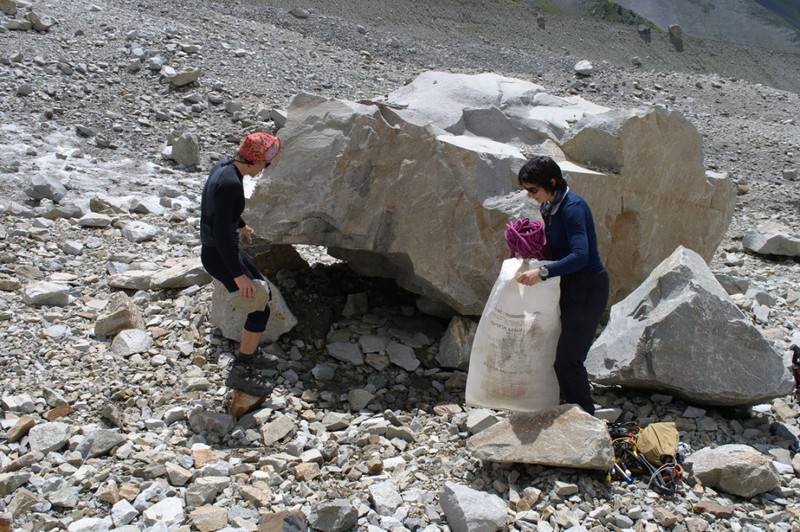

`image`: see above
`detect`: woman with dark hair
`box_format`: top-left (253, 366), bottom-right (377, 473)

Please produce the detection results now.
top-left (200, 131), bottom-right (281, 397)
top-left (516, 155), bottom-right (609, 415)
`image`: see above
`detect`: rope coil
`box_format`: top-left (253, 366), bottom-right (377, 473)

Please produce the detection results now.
top-left (505, 217), bottom-right (551, 260)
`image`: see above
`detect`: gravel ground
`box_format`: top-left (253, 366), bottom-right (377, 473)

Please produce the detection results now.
top-left (1, 0), bottom-right (800, 530)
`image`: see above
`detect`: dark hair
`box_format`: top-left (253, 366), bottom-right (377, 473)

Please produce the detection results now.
top-left (233, 153), bottom-right (267, 166)
top-left (518, 156), bottom-right (567, 194)
top-left (231, 153), bottom-right (250, 164)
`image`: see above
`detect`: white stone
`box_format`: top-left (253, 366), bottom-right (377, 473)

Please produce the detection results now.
top-left (142, 497), bottom-right (185, 526)
top-left (111, 329), bottom-right (154, 356)
top-left (209, 278), bottom-right (296, 342)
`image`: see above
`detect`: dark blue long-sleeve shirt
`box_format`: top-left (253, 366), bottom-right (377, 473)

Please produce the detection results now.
top-left (543, 191), bottom-right (604, 278)
top-left (200, 160), bottom-right (247, 278)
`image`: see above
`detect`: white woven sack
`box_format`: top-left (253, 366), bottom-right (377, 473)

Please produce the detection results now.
top-left (466, 257), bottom-right (561, 411)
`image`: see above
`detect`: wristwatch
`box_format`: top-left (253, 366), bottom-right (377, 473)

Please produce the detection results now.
top-left (539, 266), bottom-right (549, 280)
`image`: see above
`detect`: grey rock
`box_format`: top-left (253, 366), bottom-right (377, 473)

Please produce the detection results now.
top-left (466, 405), bottom-right (615, 470)
top-left (248, 75), bottom-right (734, 314)
top-left (75, 124), bottom-right (95, 138)
top-left (465, 409), bottom-right (500, 435)
top-left (574, 60), bottom-right (593, 76)
top-left (28, 422), bottom-right (71, 453)
top-left (358, 334), bottom-right (389, 354)
top-left (111, 500), bottom-right (138, 527)
top-left (110, 328), bottom-right (153, 356)
top-left (290, 8), bottom-right (310, 19)
top-left (270, 108), bottom-right (288, 128)
top-left (437, 316), bottom-right (476, 370)
top-left (48, 486), bottom-right (80, 508)
top-left (188, 409), bottom-right (235, 438)
top-left (439, 481), bottom-right (507, 532)
top-left (387, 341), bottom-right (420, 371)
top-left (25, 174), bottom-right (67, 202)
top-left (326, 341), bottom-right (364, 365)
top-left (715, 271), bottom-right (749, 295)
top-left (6, 19), bottom-right (32, 30)
top-left (77, 212), bottom-right (112, 228)
top-left (61, 240), bottom-right (84, 255)
top-left (686, 444), bottom-right (780, 497)
top-left (261, 415), bottom-right (296, 445)
top-left (0, 0), bottom-right (17, 16)
top-left (347, 388), bottom-right (375, 411)
top-left (1, 393), bottom-right (35, 413)
top-left (133, 482), bottom-right (166, 512)
top-left (0, 472), bottom-right (31, 497)
top-left (121, 220), bottom-right (160, 242)
top-left (186, 481), bottom-right (221, 507)
top-left (76, 429), bottom-right (127, 458)
top-left (210, 278), bottom-right (296, 342)
top-left (66, 517), bottom-right (111, 532)
top-left (171, 131), bottom-right (201, 167)
top-left (368, 480), bottom-right (403, 516)
top-left (308, 499), bottom-right (358, 532)
top-left (163, 67), bottom-right (202, 87)
top-left (26, 10), bottom-right (56, 31)
top-left (22, 280), bottom-right (70, 306)
top-left (89, 194), bottom-right (130, 215)
top-left (743, 221), bottom-right (800, 257)
top-left (142, 497), bottom-right (184, 526)
top-left (587, 246), bottom-right (794, 406)
top-left (94, 291), bottom-right (145, 337)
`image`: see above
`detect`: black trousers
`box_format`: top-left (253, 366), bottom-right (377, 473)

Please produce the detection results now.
top-left (201, 246), bottom-right (271, 333)
top-left (554, 270), bottom-right (609, 415)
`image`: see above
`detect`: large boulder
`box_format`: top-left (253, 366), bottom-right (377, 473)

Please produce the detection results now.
top-left (586, 246), bottom-right (794, 406)
top-left (561, 107), bottom-right (736, 302)
top-left (247, 71), bottom-right (734, 314)
top-left (248, 90), bottom-right (522, 315)
top-left (465, 405), bottom-right (615, 470)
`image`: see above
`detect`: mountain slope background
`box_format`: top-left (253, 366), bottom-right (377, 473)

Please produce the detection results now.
top-left (534, 0), bottom-right (800, 52)
top-left (607, 0), bottom-right (800, 52)
top-left (258, 0), bottom-right (800, 94)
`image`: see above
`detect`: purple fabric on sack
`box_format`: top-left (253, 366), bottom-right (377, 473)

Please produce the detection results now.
top-left (505, 218), bottom-right (551, 260)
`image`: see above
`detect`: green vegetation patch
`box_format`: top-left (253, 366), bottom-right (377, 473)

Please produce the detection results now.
top-left (533, 0), bottom-right (560, 15)
top-left (589, 0), bottom-right (658, 29)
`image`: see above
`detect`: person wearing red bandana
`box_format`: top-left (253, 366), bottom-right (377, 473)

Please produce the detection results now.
top-left (200, 131), bottom-right (281, 397)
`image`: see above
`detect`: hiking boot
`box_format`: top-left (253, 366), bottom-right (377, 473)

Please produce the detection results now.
top-left (225, 362), bottom-right (273, 397)
top-left (239, 344), bottom-right (283, 369)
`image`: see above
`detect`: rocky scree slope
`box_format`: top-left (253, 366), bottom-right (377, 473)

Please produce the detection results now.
top-left (0, 0), bottom-right (800, 530)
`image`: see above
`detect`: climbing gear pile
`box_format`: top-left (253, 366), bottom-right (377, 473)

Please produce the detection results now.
top-left (607, 422), bottom-right (686, 495)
